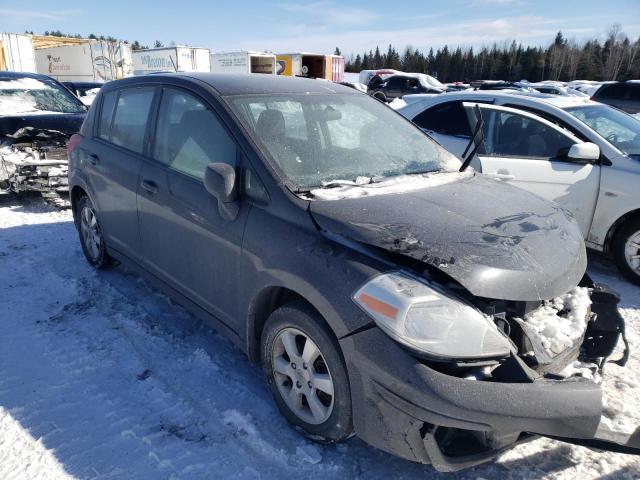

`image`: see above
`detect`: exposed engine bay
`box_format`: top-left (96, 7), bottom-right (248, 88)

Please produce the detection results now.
top-left (431, 273), bottom-right (627, 384)
top-left (0, 127), bottom-right (70, 207)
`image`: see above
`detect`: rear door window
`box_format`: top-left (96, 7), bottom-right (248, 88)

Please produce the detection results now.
top-left (109, 87), bottom-right (155, 154)
top-left (153, 88), bottom-right (236, 180)
top-left (413, 101), bottom-right (472, 138)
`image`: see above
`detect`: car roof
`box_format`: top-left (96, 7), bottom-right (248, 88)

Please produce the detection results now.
top-left (113, 72), bottom-right (356, 96)
top-left (403, 89), bottom-right (595, 110)
top-left (0, 71), bottom-right (58, 81)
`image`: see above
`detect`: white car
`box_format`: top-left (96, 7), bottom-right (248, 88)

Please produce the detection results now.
top-left (399, 90), bottom-right (640, 284)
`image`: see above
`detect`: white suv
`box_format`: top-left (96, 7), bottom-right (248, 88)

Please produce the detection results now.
top-left (399, 90), bottom-right (640, 284)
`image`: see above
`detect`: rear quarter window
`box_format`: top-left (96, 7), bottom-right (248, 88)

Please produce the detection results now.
top-left (97, 91), bottom-right (118, 140)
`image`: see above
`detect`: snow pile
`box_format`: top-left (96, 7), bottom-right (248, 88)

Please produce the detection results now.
top-left (309, 171), bottom-right (470, 201)
top-left (388, 97), bottom-right (406, 109)
top-left (79, 88), bottom-right (100, 106)
top-left (519, 286), bottom-right (592, 363)
top-left (394, 72), bottom-right (446, 91)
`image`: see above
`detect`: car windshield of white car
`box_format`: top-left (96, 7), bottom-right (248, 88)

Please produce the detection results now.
top-left (0, 77), bottom-right (86, 115)
top-left (566, 104), bottom-right (640, 157)
top-left (227, 93), bottom-right (461, 190)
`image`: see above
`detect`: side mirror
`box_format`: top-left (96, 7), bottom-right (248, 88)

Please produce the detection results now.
top-left (204, 163), bottom-right (239, 221)
top-left (567, 142), bottom-right (600, 162)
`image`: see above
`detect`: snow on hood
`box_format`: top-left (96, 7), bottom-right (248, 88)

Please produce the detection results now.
top-left (517, 286), bottom-right (592, 364)
top-left (310, 173), bottom-right (587, 301)
top-left (308, 171), bottom-right (468, 201)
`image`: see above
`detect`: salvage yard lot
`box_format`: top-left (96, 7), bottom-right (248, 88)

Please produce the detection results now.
top-left (0, 193), bottom-right (639, 479)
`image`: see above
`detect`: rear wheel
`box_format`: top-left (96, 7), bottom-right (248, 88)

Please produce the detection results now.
top-left (261, 301), bottom-right (353, 442)
top-left (612, 218), bottom-right (640, 285)
top-left (76, 196), bottom-right (111, 269)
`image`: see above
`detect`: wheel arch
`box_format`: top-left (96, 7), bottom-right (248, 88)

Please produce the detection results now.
top-left (246, 285), bottom-right (330, 363)
top-left (70, 185), bottom-right (88, 224)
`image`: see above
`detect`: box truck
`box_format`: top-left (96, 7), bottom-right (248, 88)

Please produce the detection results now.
top-left (0, 33), bottom-right (37, 72)
top-left (276, 53), bottom-right (344, 82)
top-left (33, 36), bottom-right (133, 82)
top-left (210, 51), bottom-right (276, 74)
top-left (132, 46), bottom-right (210, 75)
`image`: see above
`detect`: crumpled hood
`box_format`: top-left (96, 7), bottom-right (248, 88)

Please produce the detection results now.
top-left (309, 173), bottom-right (586, 301)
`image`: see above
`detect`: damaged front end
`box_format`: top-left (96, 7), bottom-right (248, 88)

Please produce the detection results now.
top-left (308, 173), bottom-right (638, 470)
top-left (0, 127), bottom-right (71, 206)
top-left (347, 268), bottom-right (635, 471)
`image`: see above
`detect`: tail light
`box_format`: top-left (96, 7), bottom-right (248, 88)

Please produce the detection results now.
top-left (67, 133), bottom-right (84, 154)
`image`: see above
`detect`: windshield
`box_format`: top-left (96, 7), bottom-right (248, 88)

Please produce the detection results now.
top-left (566, 104), bottom-right (640, 156)
top-left (227, 93), bottom-right (460, 189)
top-left (0, 77), bottom-right (85, 115)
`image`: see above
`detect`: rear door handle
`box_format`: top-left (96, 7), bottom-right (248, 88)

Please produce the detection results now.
top-left (141, 179), bottom-right (159, 195)
top-left (89, 153), bottom-right (100, 165)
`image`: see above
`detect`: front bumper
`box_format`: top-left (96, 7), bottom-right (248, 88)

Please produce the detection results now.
top-left (340, 286), bottom-right (636, 471)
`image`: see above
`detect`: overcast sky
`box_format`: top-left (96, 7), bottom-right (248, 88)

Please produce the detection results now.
top-left (1, 0), bottom-right (638, 56)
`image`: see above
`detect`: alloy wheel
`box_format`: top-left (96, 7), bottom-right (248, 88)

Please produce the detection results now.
top-left (624, 230), bottom-right (640, 275)
top-left (80, 205), bottom-right (102, 262)
top-left (271, 327), bottom-right (335, 425)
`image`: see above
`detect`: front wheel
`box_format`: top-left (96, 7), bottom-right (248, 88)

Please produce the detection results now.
top-left (76, 196), bottom-right (111, 269)
top-left (612, 218), bottom-right (640, 285)
top-left (261, 301), bottom-right (353, 442)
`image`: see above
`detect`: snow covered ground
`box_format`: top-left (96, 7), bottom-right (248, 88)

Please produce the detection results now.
top-left (0, 193), bottom-right (638, 480)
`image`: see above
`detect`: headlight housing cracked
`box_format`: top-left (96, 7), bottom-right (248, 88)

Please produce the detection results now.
top-left (353, 271), bottom-right (513, 360)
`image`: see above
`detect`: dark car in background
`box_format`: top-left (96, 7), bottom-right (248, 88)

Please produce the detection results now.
top-left (62, 81), bottom-right (104, 105)
top-left (68, 73), bottom-right (638, 471)
top-left (0, 71), bottom-right (86, 205)
top-left (368, 74), bottom-right (444, 101)
top-left (591, 81), bottom-right (640, 114)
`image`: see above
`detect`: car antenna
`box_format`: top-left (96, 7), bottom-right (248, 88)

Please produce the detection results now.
top-left (459, 104), bottom-right (485, 172)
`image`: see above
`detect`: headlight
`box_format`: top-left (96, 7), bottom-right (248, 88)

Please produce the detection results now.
top-left (353, 271), bottom-right (512, 360)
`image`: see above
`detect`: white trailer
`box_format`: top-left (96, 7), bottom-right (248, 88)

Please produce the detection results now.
top-left (132, 46), bottom-right (211, 75)
top-left (210, 51), bottom-right (276, 75)
top-left (0, 33), bottom-right (37, 72)
top-left (33, 36), bottom-right (133, 82)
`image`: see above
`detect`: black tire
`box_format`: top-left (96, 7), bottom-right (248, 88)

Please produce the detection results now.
top-left (612, 217), bottom-right (640, 285)
top-left (373, 91), bottom-right (387, 103)
top-left (261, 301), bottom-right (353, 442)
top-left (76, 195), bottom-right (112, 269)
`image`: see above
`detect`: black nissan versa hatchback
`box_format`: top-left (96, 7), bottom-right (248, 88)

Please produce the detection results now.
top-left (68, 73), bottom-right (639, 471)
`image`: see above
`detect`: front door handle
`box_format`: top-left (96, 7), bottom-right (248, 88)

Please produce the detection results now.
top-left (141, 179), bottom-right (159, 195)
